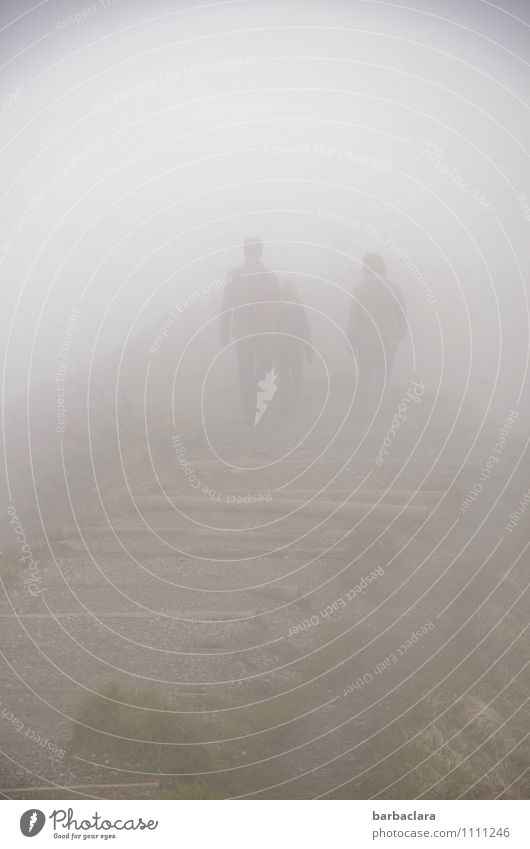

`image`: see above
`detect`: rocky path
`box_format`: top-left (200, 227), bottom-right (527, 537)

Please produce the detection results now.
top-left (1, 432), bottom-right (527, 799)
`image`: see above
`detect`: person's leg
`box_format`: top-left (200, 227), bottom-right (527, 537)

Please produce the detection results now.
top-left (355, 349), bottom-right (374, 415)
top-left (257, 336), bottom-right (275, 377)
top-left (254, 337), bottom-right (279, 422)
top-left (235, 338), bottom-right (255, 423)
top-left (371, 349), bottom-right (387, 405)
top-left (276, 352), bottom-right (290, 415)
top-left (290, 347), bottom-right (304, 413)
top-left (254, 338), bottom-right (276, 390)
top-left (370, 347), bottom-right (395, 419)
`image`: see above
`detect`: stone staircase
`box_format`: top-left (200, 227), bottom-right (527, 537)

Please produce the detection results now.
top-left (1, 451), bottom-right (526, 799)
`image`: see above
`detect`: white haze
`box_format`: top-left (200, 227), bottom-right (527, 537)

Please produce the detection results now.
top-left (1, 0), bottom-right (529, 460)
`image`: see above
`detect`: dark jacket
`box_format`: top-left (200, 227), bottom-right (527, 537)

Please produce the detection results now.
top-left (348, 274), bottom-right (407, 353)
top-left (276, 293), bottom-right (312, 358)
top-left (220, 260), bottom-right (279, 343)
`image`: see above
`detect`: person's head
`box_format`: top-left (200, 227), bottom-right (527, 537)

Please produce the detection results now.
top-left (243, 237), bottom-right (263, 260)
top-left (362, 252), bottom-right (386, 278)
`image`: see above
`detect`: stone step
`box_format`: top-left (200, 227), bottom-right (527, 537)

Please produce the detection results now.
top-left (163, 457), bottom-right (485, 470)
top-left (1, 782), bottom-right (161, 796)
top-left (0, 610), bottom-right (259, 621)
top-left (131, 494), bottom-right (429, 523)
top-left (60, 525), bottom-right (372, 544)
top-left (162, 487), bottom-right (446, 502)
top-left (57, 531), bottom-right (352, 553)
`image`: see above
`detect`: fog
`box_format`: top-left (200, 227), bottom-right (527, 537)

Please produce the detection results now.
top-left (0, 0), bottom-right (528, 802)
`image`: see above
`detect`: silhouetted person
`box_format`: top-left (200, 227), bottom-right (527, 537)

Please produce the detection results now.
top-left (347, 253), bottom-right (407, 411)
top-left (275, 280), bottom-right (314, 415)
top-left (221, 238), bottom-right (279, 424)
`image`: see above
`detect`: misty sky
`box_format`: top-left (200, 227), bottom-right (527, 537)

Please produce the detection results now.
top-left (1, 0), bottom-right (529, 424)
